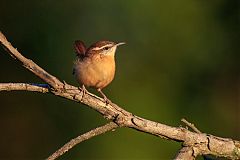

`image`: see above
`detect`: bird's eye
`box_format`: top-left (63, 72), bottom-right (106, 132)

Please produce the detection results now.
top-left (104, 47), bottom-right (109, 50)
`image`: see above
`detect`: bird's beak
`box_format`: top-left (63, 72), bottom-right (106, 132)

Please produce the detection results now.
top-left (116, 42), bottom-right (126, 47)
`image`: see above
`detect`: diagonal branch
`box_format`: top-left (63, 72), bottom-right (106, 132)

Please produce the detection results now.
top-left (47, 122), bottom-right (118, 160)
top-left (1, 31), bottom-right (240, 159)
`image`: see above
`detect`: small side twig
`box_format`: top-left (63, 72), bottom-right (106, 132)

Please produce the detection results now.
top-left (181, 118), bottom-right (201, 133)
top-left (174, 146), bottom-right (198, 160)
top-left (46, 122), bottom-right (118, 160)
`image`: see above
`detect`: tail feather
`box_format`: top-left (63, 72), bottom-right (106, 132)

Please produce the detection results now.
top-left (74, 40), bottom-right (86, 57)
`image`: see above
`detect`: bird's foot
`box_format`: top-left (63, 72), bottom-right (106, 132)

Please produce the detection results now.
top-left (78, 85), bottom-right (88, 101)
top-left (103, 96), bottom-right (112, 105)
top-left (97, 88), bottom-right (112, 105)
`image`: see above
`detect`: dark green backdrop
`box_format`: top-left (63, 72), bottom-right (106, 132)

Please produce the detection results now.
top-left (0, 0), bottom-right (239, 159)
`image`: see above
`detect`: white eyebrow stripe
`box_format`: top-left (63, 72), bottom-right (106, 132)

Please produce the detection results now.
top-left (92, 44), bottom-right (113, 51)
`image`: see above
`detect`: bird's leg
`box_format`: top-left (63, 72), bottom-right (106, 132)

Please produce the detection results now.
top-left (97, 88), bottom-right (111, 105)
top-left (97, 89), bottom-right (122, 113)
top-left (78, 85), bottom-right (88, 100)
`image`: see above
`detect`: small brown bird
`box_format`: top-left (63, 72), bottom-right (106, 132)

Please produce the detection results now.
top-left (73, 40), bottom-right (125, 103)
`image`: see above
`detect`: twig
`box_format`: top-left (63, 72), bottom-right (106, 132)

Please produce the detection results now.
top-left (1, 31), bottom-right (240, 159)
top-left (174, 147), bottom-right (198, 160)
top-left (181, 118), bottom-right (201, 133)
top-left (47, 122), bottom-right (118, 160)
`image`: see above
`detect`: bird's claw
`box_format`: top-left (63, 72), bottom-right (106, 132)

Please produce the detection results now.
top-left (104, 97), bottom-right (112, 105)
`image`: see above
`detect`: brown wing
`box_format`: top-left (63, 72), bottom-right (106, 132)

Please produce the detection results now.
top-left (74, 40), bottom-right (86, 58)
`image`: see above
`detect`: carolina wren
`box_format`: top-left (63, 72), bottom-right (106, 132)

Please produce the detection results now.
top-left (73, 40), bottom-right (125, 103)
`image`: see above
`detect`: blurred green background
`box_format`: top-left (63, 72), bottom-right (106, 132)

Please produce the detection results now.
top-left (0, 0), bottom-right (239, 159)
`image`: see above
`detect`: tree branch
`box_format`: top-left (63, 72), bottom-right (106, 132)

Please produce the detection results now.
top-left (47, 122), bottom-right (118, 160)
top-left (0, 83), bottom-right (49, 93)
top-left (1, 31), bottom-right (240, 159)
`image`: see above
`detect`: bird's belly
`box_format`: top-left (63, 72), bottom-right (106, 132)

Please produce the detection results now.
top-left (75, 58), bottom-right (115, 89)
